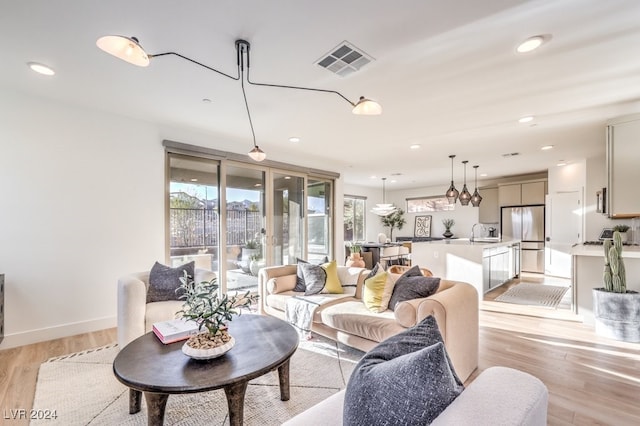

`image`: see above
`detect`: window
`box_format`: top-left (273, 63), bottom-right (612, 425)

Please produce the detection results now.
top-left (344, 195), bottom-right (366, 242)
top-left (406, 196), bottom-right (455, 213)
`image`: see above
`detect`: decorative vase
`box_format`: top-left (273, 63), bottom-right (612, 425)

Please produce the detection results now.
top-left (592, 288), bottom-right (640, 342)
top-left (250, 259), bottom-right (265, 276)
top-left (443, 229), bottom-right (453, 238)
top-left (346, 253), bottom-right (365, 268)
top-left (182, 331), bottom-right (236, 360)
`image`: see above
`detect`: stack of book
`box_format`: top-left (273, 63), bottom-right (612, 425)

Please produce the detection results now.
top-left (152, 318), bottom-right (200, 344)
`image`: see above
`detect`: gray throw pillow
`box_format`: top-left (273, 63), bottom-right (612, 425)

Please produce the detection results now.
top-left (299, 262), bottom-right (327, 295)
top-left (295, 257), bottom-right (329, 292)
top-left (343, 316), bottom-right (464, 426)
top-left (399, 264), bottom-right (423, 277)
top-left (147, 261), bottom-right (195, 303)
top-left (388, 275), bottom-right (441, 311)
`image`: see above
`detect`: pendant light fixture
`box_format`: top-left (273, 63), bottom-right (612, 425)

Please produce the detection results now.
top-left (470, 165), bottom-right (483, 207)
top-left (97, 36), bottom-right (381, 162)
top-left (371, 178), bottom-right (397, 217)
top-left (459, 161), bottom-right (472, 206)
top-left (445, 155), bottom-right (459, 204)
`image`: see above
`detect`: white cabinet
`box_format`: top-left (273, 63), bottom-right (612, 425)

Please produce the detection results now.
top-left (498, 181), bottom-right (546, 206)
top-left (607, 115), bottom-right (640, 218)
top-left (478, 187), bottom-right (499, 223)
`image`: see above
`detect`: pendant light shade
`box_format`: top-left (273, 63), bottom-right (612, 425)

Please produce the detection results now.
top-left (371, 178), bottom-right (397, 216)
top-left (470, 165), bottom-right (483, 207)
top-left (96, 35), bottom-right (150, 67)
top-left (459, 161), bottom-right (472, 206)
top-left (352, 96), bottom-right (382, 115)
top-left (248, 146), bottom-right (266, 162)
top-left (445, 155), bottom-right (459, 204)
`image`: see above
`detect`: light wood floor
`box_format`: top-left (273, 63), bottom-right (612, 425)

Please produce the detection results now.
top-left (1, 282), bottom-right (639, 425)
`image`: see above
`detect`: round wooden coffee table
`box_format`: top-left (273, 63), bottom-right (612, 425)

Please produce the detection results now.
top-left (113, 314), bottom-right (298, 426)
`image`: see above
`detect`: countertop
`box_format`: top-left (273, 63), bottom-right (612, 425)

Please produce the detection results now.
top-left (411, 238), bottom-right (520, 248)
top-left (571, 243), bottom-right (640, 258)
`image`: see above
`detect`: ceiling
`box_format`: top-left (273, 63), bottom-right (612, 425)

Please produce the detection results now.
top-left (2, 0), bottom-right (640, 189)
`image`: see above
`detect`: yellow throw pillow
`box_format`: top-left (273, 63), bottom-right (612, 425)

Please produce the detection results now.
top-left (321, 260), bottom-right (344, 294)
top-left (363, 270), bottom-right (395, 313)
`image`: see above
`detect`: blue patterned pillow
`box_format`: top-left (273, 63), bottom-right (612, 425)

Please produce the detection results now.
top-left (147, 261), bottom-right (194, 303)
top-left (343, 316), bottom-right (464, 425)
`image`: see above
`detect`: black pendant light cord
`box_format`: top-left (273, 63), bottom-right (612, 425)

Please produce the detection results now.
top-left (238, 44), bottom-right (258, 149)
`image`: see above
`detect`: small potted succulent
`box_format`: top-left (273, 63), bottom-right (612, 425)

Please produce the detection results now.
top-left (442, 218), bottom-right (455, 238)
top-left (176, 271), bottom-right (259, 359)
top-left (593, 231), bottom-right (639, 342)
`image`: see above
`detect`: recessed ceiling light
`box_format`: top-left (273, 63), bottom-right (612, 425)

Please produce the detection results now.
top-left (28, 62), bottom-right (55, 76)
top-left (518, 116), bottom-right (534, 123)
top-left (289, 137), bottom-right (301, 143)
top-left (190, 178), bottom-right (198, 182)
top-left (370, 175), bottom-right (377, 179)
top-left (409, 144), bottom-right (421, 150)
top-left (541, 145), bottom-right (554, 150)
top-left (557, 161), bottom-right (567, 167)
top-left (480, 173), bottom-right (488, 177)
top-left (390, 179), bottom-right (397, 183)
top-left (516, 35), bottom-right (546, 53)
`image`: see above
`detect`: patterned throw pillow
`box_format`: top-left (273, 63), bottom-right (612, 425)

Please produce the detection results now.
top-left (298, 262), bottom-right (328, 295)
top-left (388, 271), bottom-right (441, 311)
top-left (147, 261), bottom-right (195, 303)
top-left (294, 257), bottom-right (329, 292)
top-left (343, 316), bottom-right (464, 426)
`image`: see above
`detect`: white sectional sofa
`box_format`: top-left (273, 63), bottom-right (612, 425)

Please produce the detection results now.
top-left (258, 264), bottom-right (479, 381)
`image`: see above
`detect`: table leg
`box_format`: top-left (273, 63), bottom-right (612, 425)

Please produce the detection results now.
top-left (129, 388), bottom-right (142, 414)
top-left (144, 392), bottom-right (169, 426)
top-left (224, 380), bottom-right (249, 426)
top-left (278, 359), bottom-right (291, 401)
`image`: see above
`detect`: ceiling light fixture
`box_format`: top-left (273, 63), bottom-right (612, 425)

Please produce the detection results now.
top-left (516, 35), bottom-right (545, 53)
top-left (97, 36), bottom-right (381, 162)
top-left (371, 177), bottom-right (397, 217)
top-left (288, 137), bottom-right (301, 143)
top-left (518, 116), bottom-right (534, 123)
top-left (470, 165), bottom-right (482, 207)
top-left (445, 154), bottom-right (459, 204)
top-left (458, 160), bottom-right (472, 206)
top-left (410, 144), bottom-right (421, 150)
top-left (28, 62), bottom-right (55, 76)
top-left (541, 145), bottom-right (554, 150)
top-left (557, 161), bottom-right (567, 167)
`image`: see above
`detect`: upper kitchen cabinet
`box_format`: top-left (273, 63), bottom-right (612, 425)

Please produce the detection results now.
top-left (498, 181), bottom-right (546, 206)
top-left (479, 187), bottom-right (499, 223)
top-left (607, 115), bottom-right (640, 218)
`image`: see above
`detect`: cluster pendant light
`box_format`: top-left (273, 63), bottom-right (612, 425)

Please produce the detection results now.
top-left (96, 35), bottom-right (381, 162)
top-left (445, 155), bottom-right (459, 204)
top-left (470, 165), bottom-right (483, 207)
top-left (444, 155), bottom-right (482, 207)
top-left (458, 161), bottom-right (472, 206)
top-left (371, 178), bottom-right (397, 217)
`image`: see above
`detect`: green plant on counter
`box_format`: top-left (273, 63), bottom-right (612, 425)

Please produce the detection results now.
top-left (613, 224), bottom-right (630, 233)
top-left (603, 231), bottom-right (626, 293)
top-left (442, 218), bottom-right (455, 231)
top-left (348, 241), bottom-right (362, 254)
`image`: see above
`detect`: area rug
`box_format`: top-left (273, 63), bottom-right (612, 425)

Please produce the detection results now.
top-left (31, 335), bottom-right (363, 425)
top-left (495, 283), bottom-right (569, 308)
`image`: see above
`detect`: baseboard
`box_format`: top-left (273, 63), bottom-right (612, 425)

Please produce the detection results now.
top-left (0, 316), bottom-right (116, 350)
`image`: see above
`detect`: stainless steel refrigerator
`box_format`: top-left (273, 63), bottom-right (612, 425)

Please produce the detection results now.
top-left (501, 205), bottom-right (545, 273)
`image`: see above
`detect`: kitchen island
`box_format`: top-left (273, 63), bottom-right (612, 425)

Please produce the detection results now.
top-left (411, 239), bottom-right (521, 302)
top-left (571, 243), bottom-right (640, 324)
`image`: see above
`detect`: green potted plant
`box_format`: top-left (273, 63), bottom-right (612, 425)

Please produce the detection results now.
top-left (593, 231), bottom-right (639, 342)
top-left (381, 209), bottom-right (406, 241)
top-left (612, 224), bottom-right (630, 242)
top-left (442, 218), bottom-right (455, 238)
top-left (176, 271), bottom-right (259, 359)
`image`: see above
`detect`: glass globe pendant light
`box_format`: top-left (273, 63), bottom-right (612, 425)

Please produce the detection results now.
top-left (470, 165), bottom-right (483, 207)
top-left (458, 160), bottom-right (472, 206)
top-left (445, 155), bottom-right (459, 204)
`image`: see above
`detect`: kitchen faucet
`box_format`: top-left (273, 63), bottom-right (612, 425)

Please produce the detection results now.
top-left (470, 223), bottom-right (485, 242)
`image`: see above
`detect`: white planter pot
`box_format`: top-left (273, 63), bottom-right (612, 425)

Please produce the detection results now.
top-left (592, 288), bottom-right (640, 342)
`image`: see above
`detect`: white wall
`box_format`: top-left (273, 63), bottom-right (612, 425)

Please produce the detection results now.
top-left (0, 90), bottom-right (167, 348)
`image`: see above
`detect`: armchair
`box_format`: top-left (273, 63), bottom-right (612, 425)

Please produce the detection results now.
top-left (117, 268), bottom-right (216, 348)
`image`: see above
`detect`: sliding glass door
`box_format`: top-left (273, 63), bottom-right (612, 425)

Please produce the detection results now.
top-left (270, 171), bottom-right (305, 266)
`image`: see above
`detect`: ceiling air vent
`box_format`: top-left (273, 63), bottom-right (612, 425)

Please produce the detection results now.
top-left (315, 41), bottom-right (374, 77)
